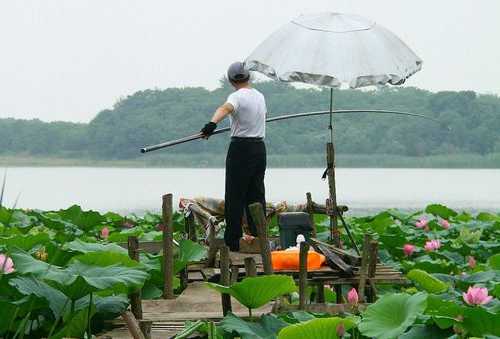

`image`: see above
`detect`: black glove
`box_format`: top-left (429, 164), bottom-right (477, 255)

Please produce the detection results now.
top-left (201, 122), bottom-right (217, 138)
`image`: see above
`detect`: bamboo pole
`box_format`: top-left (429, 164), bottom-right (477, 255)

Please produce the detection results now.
top-left (127, 236), bottom-right (143, 320)
top-left (248, 202), bottom-right (273, 275)
top-left (122, 311), bottom-right (145, 339)
top-left (220, 246), bottom-right (232, 316)
top-left (162, 193), bottom-right (174, 299)
top-left (299, 242), bottom-right (309, 310)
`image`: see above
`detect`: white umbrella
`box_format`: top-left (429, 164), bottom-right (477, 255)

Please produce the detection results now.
top-left (245, 12), bottom-right (423, 248)
top-left (246, 12), bottom-right (422, 89)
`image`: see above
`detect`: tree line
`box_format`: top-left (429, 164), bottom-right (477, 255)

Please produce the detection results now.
top-left (1, 81), bottom-right (499, 163)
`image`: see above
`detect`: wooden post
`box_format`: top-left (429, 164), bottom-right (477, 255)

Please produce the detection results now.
top-left (248, 202), bottom-right (273, 275)
top-left (316, 283), bottom-right (325, 303)
top-left (244, 257), bottom-right (257, 277)
top-left (335, 285), bottom-right (342, 304)
top-left (306, 192), bottom-right (316, 238)
top-left (230, 265), bottom-right (239, 284)
top-left (220, 246), bottom-right (232, 316)
top-left (367, 240), bottom-right (379, 302)
top-left (162, 193), bottom-right (174, 299)
top-left (207, 222), bottom-right (217, 267)
top-left (326, 142), bottom-right (340, 247)
top-left (299, 241), bottom-right (309, 310)
top-left (358, 234), bottom-right (371, 303)
top-left (122, 311), bottom-right (146, 339)
top-left (185, 213), bottom-right (197, 242)
top-left (139, 320), bottom-right (152, 339)
top-left (128, 236), bottom-right (143, 320)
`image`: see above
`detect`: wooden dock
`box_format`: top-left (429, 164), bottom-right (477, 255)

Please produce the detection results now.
top-left (99, 282), bottom-right (272, 338)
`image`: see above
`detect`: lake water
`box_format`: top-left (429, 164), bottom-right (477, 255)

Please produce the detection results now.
top-left (2, 167), bottom-right (499, 215)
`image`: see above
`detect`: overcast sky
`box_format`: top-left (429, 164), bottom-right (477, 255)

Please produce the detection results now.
top-left (1, 0), bottom-right (499, 122)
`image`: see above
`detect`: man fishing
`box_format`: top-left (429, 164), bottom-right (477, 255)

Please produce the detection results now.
top-left (200, 61), bottom-right (267, 252)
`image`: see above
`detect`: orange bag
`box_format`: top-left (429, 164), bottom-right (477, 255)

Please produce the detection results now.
top-left (271, 249), bottom-right (326, 270)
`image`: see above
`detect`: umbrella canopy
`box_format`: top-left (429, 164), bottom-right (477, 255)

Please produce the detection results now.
top-left (246, 12), bottom-right (422, 88)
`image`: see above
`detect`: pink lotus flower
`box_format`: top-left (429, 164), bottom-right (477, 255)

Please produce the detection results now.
top-left (415, 217), bottom-right (428, 229)
top-left (0, 254), bottom-right (15, 274)
top-left (347, 288), bottom-right (359, 305)
top-left (403, 244), bottom-right (416, 257)
top-left (101, 227), bottom-right (110, 239)
top-left (424, 239), bottom-right (441, 252)
top-left (439, 219), bottom-right (450, 229)
top-left (463, 286), bottom-right (493, 306)
top-left (468, 256), bottom-right (476, 269)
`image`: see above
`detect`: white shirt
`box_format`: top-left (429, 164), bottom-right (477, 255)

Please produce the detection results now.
top-left (226, 88), bottom-right (266, 138)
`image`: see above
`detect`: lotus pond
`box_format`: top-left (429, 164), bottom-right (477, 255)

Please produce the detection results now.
top-left (0, 204), bottom-right (499, 338)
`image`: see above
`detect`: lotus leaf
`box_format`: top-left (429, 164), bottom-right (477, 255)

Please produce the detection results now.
top-left (66, 238), bottom-right (127, 254)
top-left (277, 317), bottom-right (357, 339)
top-left (399, 324), bottom-right (453, 338)
top-left (462, 306), bottom-right (500, 337)
top-left (425, 204), bottom-right (457, 219)
top-left (359, 292), bottom-right (427, 339)
top-left (407, 269), bottom-right (448, 293)
top-left (220, 312), bottom-right (288, 339)
top-left (9, 275), bottom-right (69, 318)
top-left (206, 275), bottom-right (296, 310)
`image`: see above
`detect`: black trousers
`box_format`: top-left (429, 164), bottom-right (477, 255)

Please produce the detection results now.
top-left (224, 138), bottom-right (266, 251)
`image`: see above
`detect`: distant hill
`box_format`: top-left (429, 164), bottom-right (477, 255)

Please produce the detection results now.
top-left (1, 81), bottom-right (500, 166)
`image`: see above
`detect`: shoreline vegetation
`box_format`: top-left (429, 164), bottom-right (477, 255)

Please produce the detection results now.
top-left (2, 152), bottom-right (500, 168)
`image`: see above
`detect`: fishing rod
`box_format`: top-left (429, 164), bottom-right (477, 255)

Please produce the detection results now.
top-left (140, 109), bottom-right (446, 153)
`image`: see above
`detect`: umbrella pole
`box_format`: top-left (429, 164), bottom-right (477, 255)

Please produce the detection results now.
top-left (326, 88), bottom-right (341, 247)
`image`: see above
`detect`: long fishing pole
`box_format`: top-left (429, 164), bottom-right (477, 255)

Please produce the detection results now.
top-left (140, 109), bottom-right (446, 153)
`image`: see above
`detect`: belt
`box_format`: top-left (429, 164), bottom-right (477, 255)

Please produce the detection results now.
top-left (231, 136), bottom-right (264, 142)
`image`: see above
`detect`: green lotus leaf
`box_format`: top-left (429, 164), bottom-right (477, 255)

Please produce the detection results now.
top-left (359, 292), bottom-right (427, 339)
top-left (51, 303), bottom-right (96, 339)
top-left (0, 301), bottom-right (18, 334)
top-left (488, 254), bottom-right (500, 270)
top-left (175, 239), bottom-right (207, 273)
top-left (8, 210), bottom-right (33, 228)
top-left (425, 294), bottom-right (464, 329)
top-left (45, 261), bottom-right (149, 300)
top-left (10, 249), bottom-right (66, 277)
top-left (399, 324), bottom-right (453, 338)
top-left (9, 275), bottom-right (69, 318)
top-left (57, 205), bottom-right (106, 230)
top-left (425, 204), bottom-right (457, 219)
top-left (407, 269), bottom-right (448, 293)
top-left (220, 312), bottom-right (288, 339)
top-left (65, 238), bottom-right (127, 255)
top-left (278, 317), bottom-right (357, 339)
top-left (462, 306), bottom-right (500, 337)
top-left (0, 233), bottom-right (51, 251)
top-left (71, 251), bottom-right (142, 268)
top-left (206, 275), bottom-right (296, 310)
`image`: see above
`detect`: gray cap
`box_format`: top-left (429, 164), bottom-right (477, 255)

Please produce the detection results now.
top-left (227, 62), bottom-right (250, 82)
